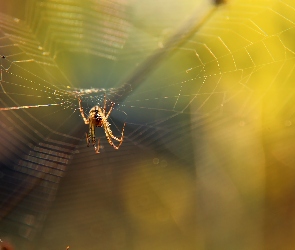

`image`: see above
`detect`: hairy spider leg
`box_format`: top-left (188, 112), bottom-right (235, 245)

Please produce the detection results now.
top-left (103, 122), bottom-right (126, 150)
top-left (95, 138), bottom-right (100, 154)
top-left (89, 121), bottom-right (96, 146)
top-left (103, 93), bottom-right (107, 114)
top-left (89, 121), bottom-right (101, 153)
top-left (85, 132), bottom-right (90, 146)
top-left (105, 101), bottom-right (114, 119)
top-left (102, 93), bottom-right (114, 119)
top-left (78, 97), bottom-right (89, 125)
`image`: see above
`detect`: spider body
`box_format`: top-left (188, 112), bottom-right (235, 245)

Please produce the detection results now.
top-left (89, 106), bottom-right (103, 127)
top-left (78, 95), bottom-right (125, 153)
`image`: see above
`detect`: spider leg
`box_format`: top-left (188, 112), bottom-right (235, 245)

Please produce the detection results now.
top-left (87, 122), bottom-right (97, 148)
top-left (85, 132), bottom-right (90, 147)
top-left (103, 122), bottom-right (125, 149)
top-left (103, 93), bottom-right (107, 114)
top-left (101, 94), bottom-right (114, 119)
top-left (78, 97), bottom-right (89, 125)
top-left (105, 101), bottom-right (114, 119)
top-left (105, 122), bottom-right (125, 142)
top-left (105, 131), bottom-right (124, 149)
top-left (92, 136), bottom-right (96, 147)
top-left (94, 138), bottom-right (100, 154)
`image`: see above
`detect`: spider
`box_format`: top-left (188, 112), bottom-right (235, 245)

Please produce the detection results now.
top-left (78, 95), bottom-right (125, 154)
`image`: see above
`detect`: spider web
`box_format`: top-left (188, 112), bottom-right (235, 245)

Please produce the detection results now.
top-left (1, 0), bottom-right (295, 249)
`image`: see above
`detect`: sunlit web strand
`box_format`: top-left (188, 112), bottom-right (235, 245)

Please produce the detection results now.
top-left (0, 103), bottom-right (60, 111)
